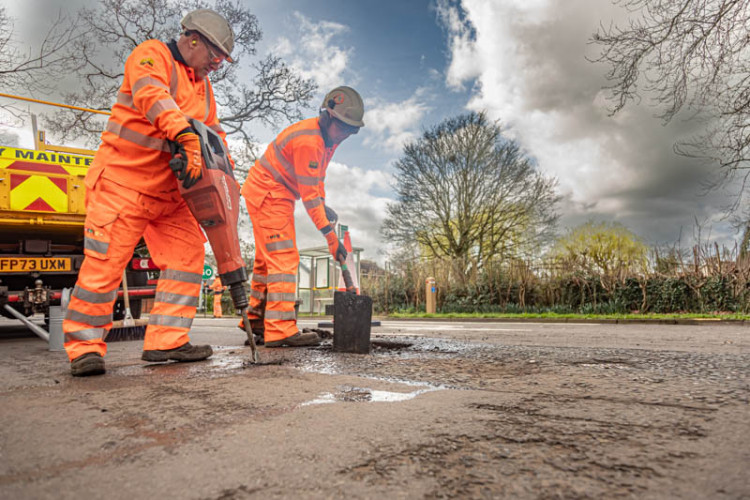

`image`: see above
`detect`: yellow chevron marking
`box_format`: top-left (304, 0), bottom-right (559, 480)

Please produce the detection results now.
top-left (11, 176), bottom-right (68, 212)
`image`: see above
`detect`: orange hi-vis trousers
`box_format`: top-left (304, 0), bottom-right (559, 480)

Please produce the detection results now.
top-left (63, 177), bottom-right (205, 361)
top-left (213, 292), bottom-right (223, 318)
top-left (245, 194), bottom-right (299, 342)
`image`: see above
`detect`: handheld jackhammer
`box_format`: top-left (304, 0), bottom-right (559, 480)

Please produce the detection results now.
top-left (169, 119), bottom-right (259, 363)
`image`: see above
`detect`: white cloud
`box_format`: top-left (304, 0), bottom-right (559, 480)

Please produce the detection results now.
top-left (437, 0), bottom-right (732, 246)
top-left (293, 160), bottom-right (393, 264)
top-left (363, 90), bottom-right (431, 153)
top-left (273, 12), bottom-right (355, 91)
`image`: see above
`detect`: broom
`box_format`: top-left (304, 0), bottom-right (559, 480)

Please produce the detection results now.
top-left (105, 270), bottom-right (147, 342)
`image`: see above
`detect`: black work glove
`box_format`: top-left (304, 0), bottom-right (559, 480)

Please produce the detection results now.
top-left (324, 205), bottom-right (338, 225)
top-left (325, 232), bottom-right (347, 262)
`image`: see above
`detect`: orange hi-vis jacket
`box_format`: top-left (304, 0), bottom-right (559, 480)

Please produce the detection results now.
top-left (241, 117), bottom-right (338, 233)
top-left (88, 39), bottom-right (230, 198)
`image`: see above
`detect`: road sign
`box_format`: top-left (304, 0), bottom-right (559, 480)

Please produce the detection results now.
top-left (202, 265), bottom-right (214, 280)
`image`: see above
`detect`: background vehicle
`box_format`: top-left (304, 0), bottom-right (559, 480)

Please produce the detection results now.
top-left (0, 98), bottom-right (156, 328)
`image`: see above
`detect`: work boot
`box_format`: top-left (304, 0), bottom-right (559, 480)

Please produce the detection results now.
top-left (70, 352), bottom-right (106, 377)
top-left (244, 333), bottom-right (264, 346)
top-left (265, 330), bottom-right (321, 348)
top-left (141, 342), bottom-right (213, 362)
top-left (239, 319), bottom-right (264, 346)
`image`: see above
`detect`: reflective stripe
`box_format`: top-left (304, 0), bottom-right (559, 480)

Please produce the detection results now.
top-left (117, 92), bottom-right (135, 109)
top-left (209, 123), bottom-right (225, 135)
top-left (204, 77), bottom-right (210, 117)
top-left (259, 155), bottom-right (300, 198)
top-left (132, 76), bottom-right (171, 95)
top-left (267, 292), bottom-right (297, 303)
top-left (72, 286), bottom-right (118, 304)
top-left (278, 128), bottom-right (322, 149)
top-left (154, 291), bottom-right (199, 307)
top-left (66, 309), bottom-right (112, 327)
top-left (260, 128), bottom-right (327, 199)
top-left (169, 63), bottom-right (178, 96)
top-left (162, 269), bottom-right (203, 284)
top-left (149, 314), bottom-right (193, 329)
top-left (66, 327), bottom-right (105, 342)
top-left (265, 310), bottom-right (297, 320)
top-left (266, 239), bottom-right (295, 252)
top-left (251, 274), bottom-right (267, 284)
top-left (272, 141), bottom-right (301, 179)
top-left (297, 175), bottom-right (319, 186)
top-left (84, 237), bottom-right (109, 255)
top-left (105, 121), bottom-right (170, 152)
top-left (146, 98), bottom-right (180, 124)
top-left (320, 224), bottom-right (334, 236)
top-left (303, 197), bottom-right (323, 210)
top-left (267, 273), bottom-right (296, 284)
top-left (249, 289), bottom-right (266, 300)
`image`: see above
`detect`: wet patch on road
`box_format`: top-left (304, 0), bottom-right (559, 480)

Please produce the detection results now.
top-left (301, 384), bottom-right (444, 406)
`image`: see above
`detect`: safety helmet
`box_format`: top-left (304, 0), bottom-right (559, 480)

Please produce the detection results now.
top-left (322, 86), bottom-right (365, 127)
top-left (181, 9), bottom-right (235, 63)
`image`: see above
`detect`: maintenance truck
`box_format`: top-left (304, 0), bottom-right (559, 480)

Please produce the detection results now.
top-left (0, 103), bottom-right (157, 329)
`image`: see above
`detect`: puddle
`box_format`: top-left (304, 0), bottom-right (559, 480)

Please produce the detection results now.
top-left (115, 346), bottom-right (261, 378)
top-left (301, 384), bottom-right (443, 406)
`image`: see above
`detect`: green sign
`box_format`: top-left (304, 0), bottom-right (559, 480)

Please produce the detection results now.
top-left (202, 265), bottom-right (214, 280)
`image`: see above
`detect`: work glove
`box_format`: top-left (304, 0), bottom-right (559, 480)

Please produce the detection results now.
top-left (325, 231), bottom-right (347, 263)
top-left (169, 129), bottom-right (203, 189)
top-left (324, 205), bottom-right (338, 225)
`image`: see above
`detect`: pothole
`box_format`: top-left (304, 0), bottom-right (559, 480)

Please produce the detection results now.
top-left (371, 340), bottom-right (413, 350)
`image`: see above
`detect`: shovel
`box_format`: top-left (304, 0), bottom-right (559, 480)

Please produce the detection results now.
top-left (333, 259), bottom-right (372, 354)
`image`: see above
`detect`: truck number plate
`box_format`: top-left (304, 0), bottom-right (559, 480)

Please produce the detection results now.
top-left (0, 257), bottom-right (72, 273)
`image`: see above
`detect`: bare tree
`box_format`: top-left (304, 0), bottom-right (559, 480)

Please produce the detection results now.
top-left (591, 0), bottom-right (750, 207)
top-left (382, 112), bottom-right (560, 280)
top-left (44, 0), bottom-right (316, 168)
top-left (0, 6), bottom-right (80, 117)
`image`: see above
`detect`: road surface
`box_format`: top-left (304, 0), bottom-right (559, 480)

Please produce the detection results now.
top-left (0, 317), bottom-right (748, 499)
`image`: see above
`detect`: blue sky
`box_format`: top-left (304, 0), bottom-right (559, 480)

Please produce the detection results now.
top-left (3, 0), bottom-right (740, 265)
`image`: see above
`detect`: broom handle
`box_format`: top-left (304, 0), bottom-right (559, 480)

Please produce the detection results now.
top-left (122, 270), bottom-right (131, 310)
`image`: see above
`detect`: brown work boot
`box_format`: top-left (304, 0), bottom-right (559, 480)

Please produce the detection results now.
top-left (70, 352), bottom-right (106, 377)
top-left (265, 330), bottom-right (321, 348)
top-left (141, 342), bottom-right (213, 362)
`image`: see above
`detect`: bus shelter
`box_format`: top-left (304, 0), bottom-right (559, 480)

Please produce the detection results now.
top-left (297, 245), bottom-right (362, 315)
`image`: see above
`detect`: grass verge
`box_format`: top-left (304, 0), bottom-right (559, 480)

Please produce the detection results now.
top-left (386, 311), bottom-right (750, 321)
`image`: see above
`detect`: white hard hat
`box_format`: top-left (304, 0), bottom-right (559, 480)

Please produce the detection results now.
top-left (322, 86), bottom-right (365, 127)
top-left (181, 9), bottom-right (235, 63)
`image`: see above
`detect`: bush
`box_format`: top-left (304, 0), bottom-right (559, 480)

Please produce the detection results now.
top-left (361, 257), bottom-right (750, 315)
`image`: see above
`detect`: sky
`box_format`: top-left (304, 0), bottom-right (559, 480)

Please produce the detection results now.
top-left (2, 0), bottom-right (740, 265)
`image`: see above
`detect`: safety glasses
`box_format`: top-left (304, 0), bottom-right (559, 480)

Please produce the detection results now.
top-left (198, 34), bottom-right (226, 64)
top-left (334, 118), bottom-right (360, 135)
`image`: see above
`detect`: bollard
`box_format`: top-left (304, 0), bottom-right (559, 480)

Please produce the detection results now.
top-left (426, 277), bottom-right (436, 314)
top-left (47, 306), bottom-right (65, 351)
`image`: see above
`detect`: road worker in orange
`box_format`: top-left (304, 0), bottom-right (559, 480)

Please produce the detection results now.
top-left (240, 86), bottom-right (364, 347)
top-left (65, 9), bottom-right (236, 376)
top-left (209, 276), bottom-right (226, 318)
